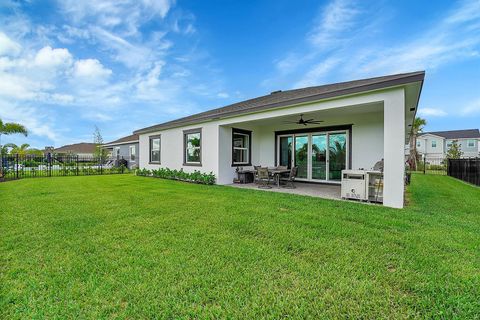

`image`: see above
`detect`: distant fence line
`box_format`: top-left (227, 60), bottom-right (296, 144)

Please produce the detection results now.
top-left (0, 153), bottom-right (129, 182)
top-left (447, 158), bottom-right (480, 187)
top-left (409, 155), bottom-right (447, 175)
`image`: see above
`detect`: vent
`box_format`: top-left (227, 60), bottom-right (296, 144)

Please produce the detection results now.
top-left (270, 90), bottom-right (282, 94)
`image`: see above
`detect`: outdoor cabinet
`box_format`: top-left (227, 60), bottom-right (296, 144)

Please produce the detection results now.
top-left (341, 170), bottom-right (367, 200)
top-left (366, 171), bottom-right (383, 203)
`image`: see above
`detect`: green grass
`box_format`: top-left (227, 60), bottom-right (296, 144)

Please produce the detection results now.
top-left (1, 174), bottom-right (479, 319)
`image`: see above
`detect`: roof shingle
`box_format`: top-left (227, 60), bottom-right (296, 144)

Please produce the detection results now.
top-left (134, 71), bottom-right (425, 134)
top-left (419, 129), bottom-right (480, 139)
top-left (103, 134), bottom-right (139, 146)
top-left (54, 143), bottom-right (97, 154)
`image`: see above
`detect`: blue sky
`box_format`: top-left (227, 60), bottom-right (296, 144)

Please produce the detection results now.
top-left (0, 0), bottom-right (479, 148)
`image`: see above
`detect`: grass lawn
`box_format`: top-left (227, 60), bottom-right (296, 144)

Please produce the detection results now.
top-left (1, 174), bottom-right (479, 319)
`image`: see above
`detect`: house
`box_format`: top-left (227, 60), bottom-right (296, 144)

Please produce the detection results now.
top-left (52, 143), bottom-right (97, 157)
top-left (134, 71), bottom-right (425, 209)
top-left (416, 129), bottom-right (480, 161)
top-left (103, 134), bottom-right (139, 169)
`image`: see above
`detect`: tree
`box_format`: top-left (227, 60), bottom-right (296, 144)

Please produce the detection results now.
top-left (93, 126), bottom-right (108, 160)
top-left (446, 140), bottom-right (463, 159)
top-left (0, 118), bottom-right (28, 178)
top-left (0, 118), bottom-right (28, 154)
top-left (3, 143), bottom-right (43, 156)
top-left (408, 117), bottom-right (427, 171)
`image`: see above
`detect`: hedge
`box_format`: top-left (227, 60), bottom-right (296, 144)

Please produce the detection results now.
top-left (135, 167), bottom-right (216, 185)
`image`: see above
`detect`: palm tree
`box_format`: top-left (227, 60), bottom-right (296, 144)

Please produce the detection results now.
top-left (8, 143), bottom-right (31, 156)
top-left (409, 117), bottom-right (427, 171)
top-left (2, 143), bottom-right (18, 154)
top-left (0, 119), bottom-right (28, 178)
top-left (0, 118), bottom-right (28, 153)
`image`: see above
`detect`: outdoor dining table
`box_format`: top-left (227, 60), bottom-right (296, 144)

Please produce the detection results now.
top-left (268, 168), bottom-right (290, 188)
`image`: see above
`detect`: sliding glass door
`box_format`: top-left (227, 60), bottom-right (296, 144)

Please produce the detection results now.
top-left (277, 130), bottom-right (348, 183)
top-left (278, 136), bottom-right (292, 168)
top-left (311, 134), bottom-right (327, 180)
top-left (295, 135), bottom-right (308, 179)
top-left (328, 133), bottom-right (347, 181)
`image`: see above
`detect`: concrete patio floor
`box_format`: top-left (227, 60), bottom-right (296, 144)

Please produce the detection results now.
top-left (229, 181), bottom-right (341, 200)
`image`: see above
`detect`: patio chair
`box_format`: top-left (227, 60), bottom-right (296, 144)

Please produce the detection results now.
top-left (253, 165), bottom-right (261, 184)
top-left (281, 166), bottom-right (298, 189)
top-left (257, 167), bottom-right (272, 189)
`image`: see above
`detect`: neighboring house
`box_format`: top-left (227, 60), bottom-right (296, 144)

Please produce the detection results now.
top-left (416, 129), bottom-right (480, 161)
top-left (52, 143), bottom-right (97, 157)
top-left (103, 134), bottom-right (139, 169)
top-left (134, 71), bottom-right (425, 209)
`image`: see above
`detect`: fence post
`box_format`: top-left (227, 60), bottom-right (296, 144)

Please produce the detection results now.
top-left (76, 155), bottom-right (79, 176)
top-left (15, 153), bottom-right (19, 179)
top-left (48, 153), bottom-right (52, 177)
top-left (423, 155), bottom-right (426, 174)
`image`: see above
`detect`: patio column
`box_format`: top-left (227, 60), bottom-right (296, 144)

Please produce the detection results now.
top-left (383, 89), bottom-right (405, 208)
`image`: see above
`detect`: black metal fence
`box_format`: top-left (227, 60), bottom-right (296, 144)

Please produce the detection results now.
top-left (0, 153), bottom-right (129, 182)
top-left (409, 156), bottom-right (447, 175)
top-left (447, 158), bottom-right (480, 186)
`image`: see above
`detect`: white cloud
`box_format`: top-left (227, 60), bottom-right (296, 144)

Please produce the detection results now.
top-left (0, 100), bottom-right (59, 142)
top-left (34, 46), bottom-right (73, 69)
top-left (461, 98), bottom-right (480, 115)
top-left (270, 0), bottom-right (480, 89)
top-left (0, 0), bottom-right (225, 148)
top-left (50, 93), bottom-right (74, 104)
top-left (58, 0), bottom-right (174, 36)
top-left (418, 108), bottom-right (448, 117)
top-left (294, 57), bottom-right (341, 87)
top-left (217, 92), bottom-right (229, 98)
top-left (0, 72), bottom-right (51, 100)
top-left (73, 58), bottom-right (112, 80)
top-left (0, 32), bottom-right (21, 56)
top-left (308, 0), bottom-right (360, 48)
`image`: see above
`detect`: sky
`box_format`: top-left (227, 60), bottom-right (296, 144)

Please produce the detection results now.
top-left (0, 0), bottom-right (479, 149)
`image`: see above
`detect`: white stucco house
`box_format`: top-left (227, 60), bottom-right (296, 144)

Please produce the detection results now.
top-left (415, 129), bottom-right (480, 161)
top-left (103, 134), bottom-right (139, 169)
top-left (134, 71), bottom-right (425, 208)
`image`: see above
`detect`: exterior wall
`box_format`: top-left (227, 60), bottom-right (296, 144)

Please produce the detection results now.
top-left (138, 87), bottom-right (407, 208)
top-left (416, 135), bottom-right (445, 156)
top-left (454, 138), bottom-right (480, 158)
top-left (139, 123), bottom-right (220, 175)
top-left (417, 136), bottom-right (480, 159)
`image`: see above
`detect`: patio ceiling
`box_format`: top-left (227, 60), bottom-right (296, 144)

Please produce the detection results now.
top-left (223, 102), bottom-right (383, 128)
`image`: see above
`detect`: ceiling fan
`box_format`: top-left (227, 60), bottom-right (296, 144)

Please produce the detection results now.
top-left (283, 114), bottom-right (324, 126)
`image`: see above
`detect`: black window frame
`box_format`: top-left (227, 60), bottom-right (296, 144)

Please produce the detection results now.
top-left (231, 128), bottom-right (252, 167)
top-left (149, 135), bottom-right (161, 164)
top-left (183, 128), bottom-right (202, 166)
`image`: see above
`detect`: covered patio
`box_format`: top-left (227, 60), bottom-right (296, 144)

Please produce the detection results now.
top-left (229, 181), bottom-right (342, 200)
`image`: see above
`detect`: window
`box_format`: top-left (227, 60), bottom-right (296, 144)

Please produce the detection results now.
top-left (114, 147), bottom-right (120, 160)
top-left (232, 128), bottom-right (251, 166)
top-left (129, 145), bottom-right (136, 161)
top-left (184, 129), bottom-right (201, 165)
top-left (431, 140), bottom-right (437, 148)
top-left (467, 139), bottom-right (475, 147)
top-left (416, 141), bottom-right (421, 147)
top-left (447, 141), bottom-right (452, 148)
top-left (149, 136), bottom-right (160, 163)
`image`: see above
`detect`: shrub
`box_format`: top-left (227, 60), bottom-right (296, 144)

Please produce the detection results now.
top-left (427, 164), bottom-right (446, 171)
top-left (136, 167), bottom-right (215, 185)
